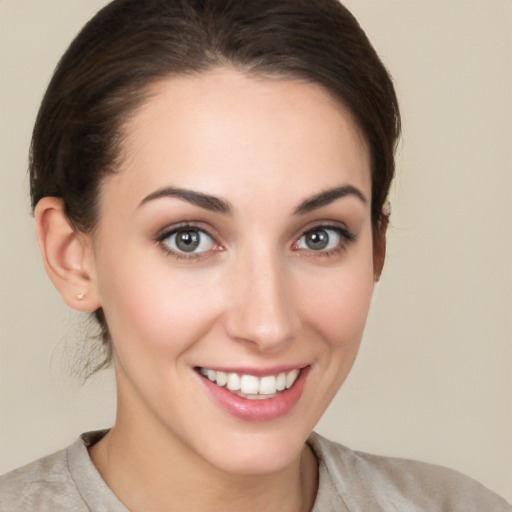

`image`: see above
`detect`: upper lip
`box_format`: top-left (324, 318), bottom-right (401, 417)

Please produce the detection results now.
top-left (195, 364), bottom-right (309, 377)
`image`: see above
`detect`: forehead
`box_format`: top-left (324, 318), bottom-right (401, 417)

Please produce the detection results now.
top-left (106, 68), bottom-right (371, 209)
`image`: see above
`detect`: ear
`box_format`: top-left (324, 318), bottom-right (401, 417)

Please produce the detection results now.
top-left (34, 197), bottom-right (100, 312)
top-left (373, 216), bottom-right (388, 282)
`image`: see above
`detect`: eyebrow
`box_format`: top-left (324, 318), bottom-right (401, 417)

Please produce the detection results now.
top-left (294, 185), bottom-right (367, 215)
top-left (139, 187), bottom-right (232, 214)
top-left (139, 184), bottom-right (366, 216)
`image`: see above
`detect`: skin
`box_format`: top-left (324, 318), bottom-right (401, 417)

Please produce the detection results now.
top-left (36, 68), bottom-right (384, 512)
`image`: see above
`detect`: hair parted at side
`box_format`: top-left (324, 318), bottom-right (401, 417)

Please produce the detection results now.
top-left (30, 0), bottom-right (400, 373)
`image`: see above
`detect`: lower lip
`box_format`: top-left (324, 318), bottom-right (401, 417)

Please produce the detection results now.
top-left (198, 367), bottom-right (310, 422)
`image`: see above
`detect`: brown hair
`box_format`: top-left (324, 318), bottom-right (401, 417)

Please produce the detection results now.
top-left (30, 0), bottom-right (400, 371)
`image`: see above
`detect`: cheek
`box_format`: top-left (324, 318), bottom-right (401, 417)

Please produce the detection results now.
top-left (331, 273), bottom-right (374, 338)
top-left (299, 254), bottom-right (375, 350)
top-left (95, 248), bottom-right (222, 359)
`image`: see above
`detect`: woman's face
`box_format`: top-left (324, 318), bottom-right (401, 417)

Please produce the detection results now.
top-left (88, 68), bottom-right (377, 475)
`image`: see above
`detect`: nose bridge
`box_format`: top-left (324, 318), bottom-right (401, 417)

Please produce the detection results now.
top-left (226, 244), bottom-right (299, 351)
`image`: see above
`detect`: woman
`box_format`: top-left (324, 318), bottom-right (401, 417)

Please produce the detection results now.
top-left (1, 0), bottom-right (509, 510)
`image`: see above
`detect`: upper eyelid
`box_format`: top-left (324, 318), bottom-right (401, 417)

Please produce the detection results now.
top-left (296, 221), bottom-right (355, 241)
top-left (156, 222), bottom-right (215, 241)
top-left (303, 223), bottom-right (351, 234)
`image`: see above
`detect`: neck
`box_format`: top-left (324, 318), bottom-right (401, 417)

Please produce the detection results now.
top-left (89, 411), bottom-right (318, 512)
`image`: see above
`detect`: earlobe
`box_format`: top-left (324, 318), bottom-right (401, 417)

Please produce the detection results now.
top-left (34, 197), bottom-right (100, 312)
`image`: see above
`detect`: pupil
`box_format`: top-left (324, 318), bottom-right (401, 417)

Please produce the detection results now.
top-left (306, 230), bottom-right (329, 250)
top-left (176, 230), bottom-right (200, 252)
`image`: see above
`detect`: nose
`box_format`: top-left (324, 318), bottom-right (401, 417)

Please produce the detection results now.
top-left (224, 248), bottom-right (301, 353)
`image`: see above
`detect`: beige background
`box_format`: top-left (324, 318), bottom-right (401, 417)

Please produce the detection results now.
top-left (1, 0), bottom-right (511, 501)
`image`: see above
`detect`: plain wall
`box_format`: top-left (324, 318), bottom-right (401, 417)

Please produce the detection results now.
top-left (1, 0), bottom-right (511, 501)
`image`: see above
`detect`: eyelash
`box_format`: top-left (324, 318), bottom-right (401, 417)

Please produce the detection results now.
top-left (293, 224), bottom-right (356, 257)
top-left (155, 222), bottom-right (356, 261)
top-left (155, 222), bottom-right (219, 261)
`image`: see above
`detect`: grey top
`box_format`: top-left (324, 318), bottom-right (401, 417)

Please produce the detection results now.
top-left (1, 430), bottom-right (510, 511)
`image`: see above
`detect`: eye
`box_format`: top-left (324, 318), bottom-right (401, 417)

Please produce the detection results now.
top-left (161, 227), bottom-right (215, 254)
top-left (295, 226), bottom-right (352, 252)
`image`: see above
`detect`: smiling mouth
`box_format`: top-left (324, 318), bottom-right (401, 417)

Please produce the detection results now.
top-left (197, 367), bottom-right (302, 400)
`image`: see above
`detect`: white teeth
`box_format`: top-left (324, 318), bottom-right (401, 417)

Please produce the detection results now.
top-left (259, 375), bottom-right (277, 395)
top-left (227, 373), bottom-right (241, 391)
top-left (276, 372), bottom-right (286, 391)
top-left (199, 367), bottom-right (302, 397)
top-left (240, 375), bottom-right (259, 394)
top-left (215, 371), bottom-right (227, 387)
top-left (286, 369), bottom-right (300, 389)
top-left (244, 393), bottom-right (278, 400)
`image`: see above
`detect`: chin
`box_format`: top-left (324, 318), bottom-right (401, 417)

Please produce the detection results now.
top-left (218, 441), bottom-right (306, 477)
top-left (194, 425), bottom-right (312, 476)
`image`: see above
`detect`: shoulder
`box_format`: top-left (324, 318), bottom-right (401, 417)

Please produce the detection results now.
top-left (0, 446), bottom-right (88, 512)
top-left (308, 432), bottom-right (511, 512)
top-left (0, 430), bottom-right (126, 512)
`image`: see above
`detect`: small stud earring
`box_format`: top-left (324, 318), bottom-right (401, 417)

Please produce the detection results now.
top-left (77, 293), bottom-right (86, 300)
